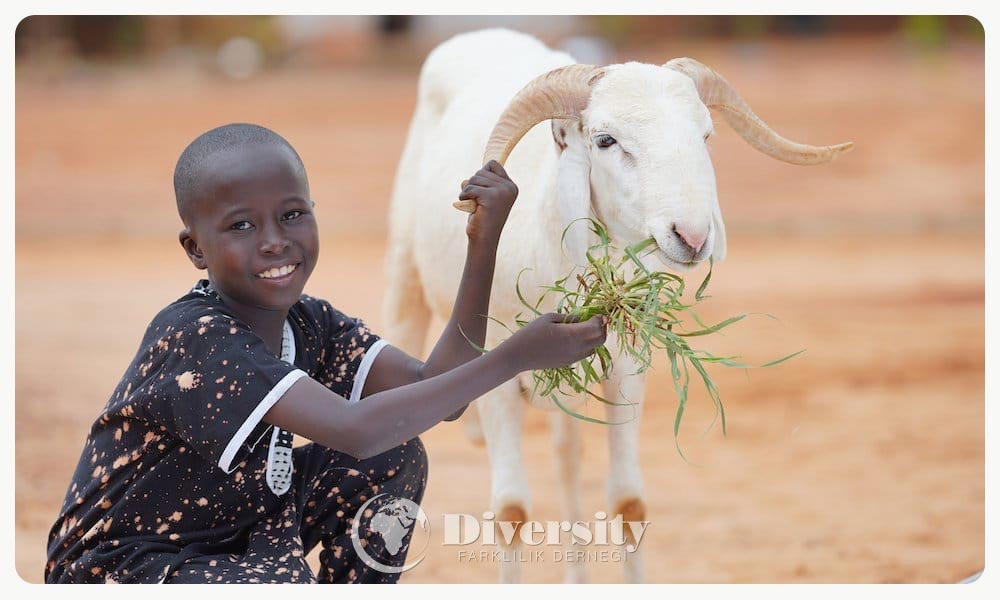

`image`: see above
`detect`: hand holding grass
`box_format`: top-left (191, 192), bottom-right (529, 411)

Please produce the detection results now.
top-left (495, 312), bottom-right (608, 373)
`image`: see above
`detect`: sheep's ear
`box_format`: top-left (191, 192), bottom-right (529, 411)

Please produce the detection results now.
top-left (553, 120), bottom-right (592, 267)
top-left (710, 198), bottom-right (727, 262)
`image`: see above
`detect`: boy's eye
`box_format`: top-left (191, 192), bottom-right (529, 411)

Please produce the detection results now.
top-left (283, 209), bottom-right (304, 221)
top-left (230, 221), bottom-right (253, 231)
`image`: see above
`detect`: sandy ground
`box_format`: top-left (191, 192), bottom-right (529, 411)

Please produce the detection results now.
top-left (13, 33), bottom-right (986, 585)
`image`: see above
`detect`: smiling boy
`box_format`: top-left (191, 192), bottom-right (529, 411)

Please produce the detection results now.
top-left (45, 123), bottom-right (606, 583)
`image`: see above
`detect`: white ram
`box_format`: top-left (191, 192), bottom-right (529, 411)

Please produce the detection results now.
top-left (383, 28), bottom-right (851, 583)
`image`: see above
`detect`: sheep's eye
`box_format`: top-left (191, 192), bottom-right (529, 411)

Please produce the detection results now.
top-left (595, 134), bottom-right (617, 149)
top-left (703, 131), bottom-right (712, 142)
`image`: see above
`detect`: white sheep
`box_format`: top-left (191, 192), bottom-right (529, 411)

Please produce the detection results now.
top-left (383, 28), bottom-right (852, 583)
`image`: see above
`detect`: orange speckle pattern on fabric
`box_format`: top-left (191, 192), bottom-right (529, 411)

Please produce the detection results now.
top-left (45, 280), bottom-right (421, 584)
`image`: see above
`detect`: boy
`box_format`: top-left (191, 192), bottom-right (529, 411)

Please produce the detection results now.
top-left (44, 123), bottom-right (606, 583)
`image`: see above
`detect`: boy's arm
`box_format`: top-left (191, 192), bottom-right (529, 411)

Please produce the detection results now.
top-left (266, 312), bottom-right (606, 459)
top-left (266, 159), bottom-right (606, 458)
top-left (363, 161), bottom-right (517, 420)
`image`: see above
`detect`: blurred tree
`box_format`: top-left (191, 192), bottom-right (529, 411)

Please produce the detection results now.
top-left (141, 15), bottom-right (183, 57)
top-left (729, 15), bottom-right (774, 40)
top-left (963, 15), bottom-right (985, 41)
top-left (898, 16), bottom-right (985, 50)
top-left (67, 15), bottom-right (144, 58)
top-left (376, 15), bottom-right (412, 35)
top-left (901, 15), bottom-right (948, 49)
top-left (178, 16), bottom-right (284, 59)
top-left (16, 15), bottom-right (141, 61)
top-left (16, 15), bottom-right (286, 65)
top-left (15, 14), bottom-right (983, 70)
top-left (775, 15), bottom-right (830, 36)
top-left (593, 15), bottom-right (636, 45)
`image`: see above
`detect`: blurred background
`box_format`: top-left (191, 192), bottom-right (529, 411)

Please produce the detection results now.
top-left (14, 15), bottom-right (985, 585)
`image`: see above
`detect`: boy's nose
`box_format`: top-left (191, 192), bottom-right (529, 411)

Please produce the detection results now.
top-left (260, 239), bottom-right (289, 254)
top-left (259, 228), bottom-right (290, 254)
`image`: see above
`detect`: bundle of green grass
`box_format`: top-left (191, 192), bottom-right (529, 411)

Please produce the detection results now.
top-left (500, 219), bottom-right (801, 454)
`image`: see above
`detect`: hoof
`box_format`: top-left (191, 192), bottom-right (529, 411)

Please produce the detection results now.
top-left (614, 497), bottom-right (647, 546)
top-left (496, 504), bottom-right (528, 547)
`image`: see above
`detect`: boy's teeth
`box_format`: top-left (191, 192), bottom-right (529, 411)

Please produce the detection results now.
top-left (258, 264), bottom-right (296, 279)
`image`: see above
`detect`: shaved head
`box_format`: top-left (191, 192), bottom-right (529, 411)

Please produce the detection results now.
top-left (173, 123), bottom-right (307, 224)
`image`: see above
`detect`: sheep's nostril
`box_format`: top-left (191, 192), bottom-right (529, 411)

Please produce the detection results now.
top-left (672, 223), bottom-right (707, 255)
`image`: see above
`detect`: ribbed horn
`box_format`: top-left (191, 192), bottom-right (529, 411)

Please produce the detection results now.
top-left (664, 57), bottom-right (854, 165)
top-left (455, 64), bottom-right (603, 213)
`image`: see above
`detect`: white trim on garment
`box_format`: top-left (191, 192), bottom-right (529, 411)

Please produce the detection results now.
top-left (218, 368), bottom-right (308, 473)
top-left (349, 339), bottom-right (388, 404)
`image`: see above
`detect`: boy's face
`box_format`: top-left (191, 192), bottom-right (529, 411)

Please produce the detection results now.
top-left (180, 143), bottom-right (319, 321)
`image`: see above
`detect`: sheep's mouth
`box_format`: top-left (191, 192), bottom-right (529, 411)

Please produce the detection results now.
top-left (652, 248), bottom-right (702, 273)
top-left (624, 234), bottom-right (708, 273)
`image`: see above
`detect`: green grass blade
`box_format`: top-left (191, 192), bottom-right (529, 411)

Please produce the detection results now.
top-left (759, 348), bottom-right (807, 367)
top-left (695, 257), bottom-right (714, 301)
top-left (678, 313), bottom-right (748, 337)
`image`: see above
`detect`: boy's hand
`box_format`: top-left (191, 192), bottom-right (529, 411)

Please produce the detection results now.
top-left (457, 160), bottom-right (518, 244)
top-left (503, 313), bottom-right (608, 372)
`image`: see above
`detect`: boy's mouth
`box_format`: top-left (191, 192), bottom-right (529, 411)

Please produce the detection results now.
top-left (256, 263), bottom-right (298, 279)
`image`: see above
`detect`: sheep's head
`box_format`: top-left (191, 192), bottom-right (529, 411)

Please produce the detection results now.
top-left (454, 57), bottom-right (854, 272)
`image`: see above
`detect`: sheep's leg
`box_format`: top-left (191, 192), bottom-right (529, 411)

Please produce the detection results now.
top-left (477, 379), bottom-right (530, 584)
top-left (550, 407), bottom-right (588, 583)
top-left (382, 241), bottom-right (488, 445)
top-left (603, 350), bottom-right (647, 584)
top-left (381, 245), bottom-right (430, 358)
top-left (459, 400), bottom-right (485, 446)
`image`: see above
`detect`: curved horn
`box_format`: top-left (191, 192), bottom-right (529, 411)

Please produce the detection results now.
top-left (484, 63), bottom-right (602, 165)
top-left (664, 57), bottom-right (854, 165)
top-left (454, 64), bottom-right (603, 213)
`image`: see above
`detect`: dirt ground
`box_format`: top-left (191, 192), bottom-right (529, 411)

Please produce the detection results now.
top-left (13, 32), bottom-right (986, 586)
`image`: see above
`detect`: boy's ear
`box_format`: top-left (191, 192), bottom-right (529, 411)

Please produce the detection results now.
top-left (179, 228), bottom-right (207, 270)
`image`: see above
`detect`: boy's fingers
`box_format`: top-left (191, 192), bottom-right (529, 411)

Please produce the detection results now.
top-left (459, 173), bottom-right (503, 196)
top-left (596, 315), bottom-right (609, 340)
top-left (587, 315), bottom-right (608, 339)
top-left (584, 315), bottom-right (607, 343)
top-left (547, 314), bottom-right (607, 336)
top-left (575, 314), bottom-right (606, 326)
top-left (467, 173), bottom-right (501, 188)
top-left (485, 159), bottom-right (509, 178)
